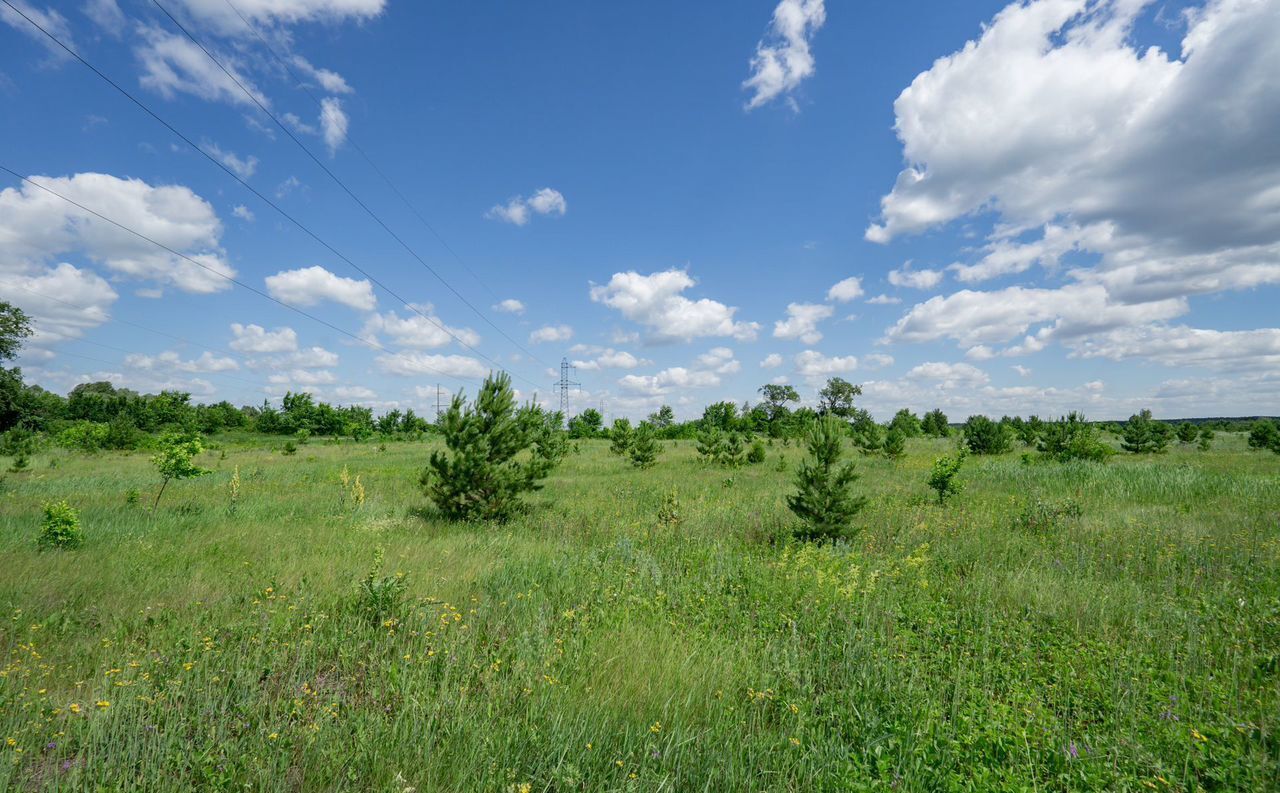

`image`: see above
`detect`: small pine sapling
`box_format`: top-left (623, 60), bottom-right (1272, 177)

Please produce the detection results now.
top-left (609, 418), bottom-right (634, 456)
top-left (629, 422), bottom-right (660, 469)
top-left (746, 438), bottom-right (766, 464)
top-left (883, 427), bottom-right (906, 460)
top-left (787, 417), bottom-right (868, 542)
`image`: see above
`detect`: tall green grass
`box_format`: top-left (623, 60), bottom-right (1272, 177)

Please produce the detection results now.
top-left (1, 435), bottom-right (1277, 790)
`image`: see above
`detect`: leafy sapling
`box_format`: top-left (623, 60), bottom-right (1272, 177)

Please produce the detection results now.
top-left (151, 431), bottom-right (211, 509)
top-left (927, 446), bottom-right (968, 505)
top-left (38, 500), bottom-right (83, 549)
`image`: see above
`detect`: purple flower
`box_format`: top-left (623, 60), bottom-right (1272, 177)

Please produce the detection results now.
top-left (1065, 741), bottom-right (1079, 760)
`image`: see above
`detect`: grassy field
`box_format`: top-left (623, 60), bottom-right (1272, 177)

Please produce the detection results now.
top-left (1, 434), bottom-right (1278, 791)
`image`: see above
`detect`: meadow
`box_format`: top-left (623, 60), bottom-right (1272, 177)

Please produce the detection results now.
top-left (1, 433), bottom-right (1278, 791)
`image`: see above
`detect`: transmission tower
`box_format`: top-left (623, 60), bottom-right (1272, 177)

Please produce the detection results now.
top-left (554, 358), bottom-right (580, 423)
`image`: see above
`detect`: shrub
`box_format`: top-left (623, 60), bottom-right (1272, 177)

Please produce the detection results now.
top-left (125, 489), bottom-right (140, 506)
top-left (0, 427), bottom-right (37, 457)
top-left (609, 418), bottom-right (633, 456)
top-left (883, 428), bottom-right (906, 460)
top-left (629, 423), bottom-right (660, 469)
top-left (889, 408), bottom-right (922, 438)
top-left (281, 441), bottom-right (298, 456)
top-left (421, 372), bottom-right (556, 522)
top-left (657, 488), bottom-right (681, 528)
top-left (1014, 497), bottom-right (1082, 534)
top-left (56, 421), bottom-right (109, 453)
top-left (850, 416), bottom-right (884, 454)
top-left (787, 417), bottom-right (868, 542)
top-left (1197, 427), bottom-right (1215, 452)
top-left (927, 447), bottom-right (967, 505)
top-left (151, 431), bottom-right (211, 509)
top-left (746, 438), bottom-right (766, 464)
top-left (1036, 413), bottom-right (1113, 463)
top-left (38, 500), bottom-right (83, 549)
top-left (695, 428), bottom-right (723, 463)
top-left (1121, 409), bottom-right (1172, 454)
top-left (8, 451), bottom-right (30, 473)
top-left (1247, 419), bottom-right (1280, 453)
top-left (1176, 422), bottom-right (1199, 444)
top-left (921, 409), bottom-right (950, 438)
top-left (719, 432), bottom-right (746, 467)
top-left (963, 415), bottom-right (1012, 455)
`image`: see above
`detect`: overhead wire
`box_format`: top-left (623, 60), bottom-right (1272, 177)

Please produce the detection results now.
top-left (0, 165), bottom-right (487, 391)
top-left (0, 0), bottom-right (543, 391)
top-left (150, 0), bottom-right (551, 369)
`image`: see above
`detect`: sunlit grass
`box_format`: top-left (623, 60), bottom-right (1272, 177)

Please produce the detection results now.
top-left (1, 435), bottom-right (1277, 790)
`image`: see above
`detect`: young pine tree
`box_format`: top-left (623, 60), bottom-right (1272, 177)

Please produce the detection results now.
top-left (695, 427), bottom-right (723, 463)
top-left (609, 418), bottom-right (634, 456)
top-left (787, 417), bottom-right (868, 542)
top-left (628, 422), bottom-right (660, 469)
top-left (1176, 422), bottom-right (1199, 444)
top-left (421, 372), bottom-right (557, 522)
top-left (1121, 409), bottom-right (1172, 454)
top-left (883, 427), bottom-right (906, 460)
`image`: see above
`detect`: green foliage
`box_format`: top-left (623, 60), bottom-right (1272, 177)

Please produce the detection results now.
top-left (125, 488), bottom-right (140, 506)
top-left (817, 377), bottom-right (862, 419)
top-left (1036, 413), bottom-right (1113, 463)
top-left (151, 431), bottom-right (211, 508)
top-left (1176, 422), bottom-right (1199, 444)
top-left (656, 488), bottom-right (681, 528)
top-left (646, 405), bottom-right (675, 431)
top-left (0, 426), bottom-right (37, 457)
top-left (787, 417), bottom-right (868, 541)
top-left (1014, 497), bottom-right (1083, 534)
top-left (850, 414), bottom-right (884, 454)
top-left (889, 408), bottom-right (922, 438)
top-left (57, 420), bottom-right (110, 453)
top-left (746, 438), bottom-right (766, 464)
top-left (1198, 426), bottom-right (1215, 451)
top-left (354, 547), bottom-right (407, 628)
top-left (421, 372), bottom-right (556, 522)
top-left (920, 408), bottom-right (950, 438)
top-left (695, 427), bottom-right (723, 463)
top-left (963, 415), bottom-right (1012, 455)
top-left (719, 432), bottom-right (745, 467)
top-left (281, 441), bottom-right (298, 456)
top-left (37, 500), bottom-right (83, 549)
top-left (1247, 419), bottom-right (1280, 453)
top-left (628, 423), bottom-right (660, 469)
top-left (609, 418), bottom-right (633, 456)
top-left (567, 408), bottom-right (604, 439)
top-left (883, 427), bottom-right (906, 460)
top-left (1121, 409), bottom-right (1173, 454)
top-left (8, 450), bottom-right (30, 473)
top-left (927, 447), bottom-right (967, 505)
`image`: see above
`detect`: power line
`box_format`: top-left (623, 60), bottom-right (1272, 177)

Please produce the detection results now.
top-left (219, 0), bottom-right (502, 304)
top-left (0, 165), bottom-right (484, 390)
top-left (0, 0), bottom-right (540, 391)
top-left (150, 0), bottom-right (551, 370)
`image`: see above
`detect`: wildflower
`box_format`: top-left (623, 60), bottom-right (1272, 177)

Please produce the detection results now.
top-left (95, 700), bottom-right (110, 710)
top-left (268, 732), bottom-right (279, 741)
top-left (649, 721), bottom-right (662, 734)
top-left (1191, 728), bottom-right (1208, 742)
top-left (790, 737), bottom-right (801, 747)
top-left (68, 703), bottom-right (81, 714)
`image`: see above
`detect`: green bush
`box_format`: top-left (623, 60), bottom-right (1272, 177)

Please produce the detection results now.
top-left (37, 500), bottom-right (83, 549)
top-left (695, 428), bottom-right (723, 463)
top-left (56, 420), bottom-right (109, 453)
top-left (1036, 413), bottom-right (1113, 463)
top-left (746, 438), bottom-right (766, 464)
top-left (151, 431), bottom-right (211, 508)
top-left (1247, 419), bottom-right (1280, 453)
top-left (963, 415), bottom-right (1012, 455)
top-left (927, 447), bottom-right (967, 505)
top-left (629, 423), bottom-right (660, 469)
top-left (609, 418), bottom-right (633, 456)
top-left (1014, 497), bottom-right (1083, 534)
top-left (1121, 409), bottom-right (1172, 454)
top-left (788, 417), bottom-right (868, 542)
top-left (421, 372), bottom-right (557, 522)
top-left (883, 428), bottom-right (906, 460)
top-left (355, 547), bottom-right (407, 628)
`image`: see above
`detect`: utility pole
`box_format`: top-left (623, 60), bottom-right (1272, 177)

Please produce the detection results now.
top-left (554, 358), bottom-right (580, 425)
top-left (435, 384), bottom-right (442, 423)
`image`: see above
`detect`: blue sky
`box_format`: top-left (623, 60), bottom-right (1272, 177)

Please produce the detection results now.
top-left (2, 0), bottom-right (1278, 421)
